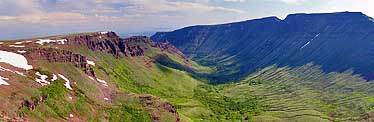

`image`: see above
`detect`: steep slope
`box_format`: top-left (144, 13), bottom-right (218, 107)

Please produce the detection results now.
top-left (152, 12), bottom-right (374, 83)
top-left (2, 31), bottom-right (374, 122)
top-left (0, 32), bottom-right (210, 121)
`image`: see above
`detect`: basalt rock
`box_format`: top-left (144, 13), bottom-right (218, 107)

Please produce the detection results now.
top-left (139, 95), bottom-right (180, 122)
top-left (25, 48), bottom-right (95, 77)
top-left (20, 94), bottom-right (48, 110)
top-left (65, 32), bottom-right (146, 57)
top-left (152, 41), bottom-right (188, 61)
top-left (65, 32), bottom-right (122, 57)
top-left (158, 102), bottom-right (180, 122)
top-left (65, 33), bottom-right (184, 59)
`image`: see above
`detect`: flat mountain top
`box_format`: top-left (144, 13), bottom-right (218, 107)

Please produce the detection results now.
top-left (152, 11), bottom-right (374, 83)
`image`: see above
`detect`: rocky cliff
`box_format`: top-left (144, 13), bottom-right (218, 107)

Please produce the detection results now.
top-left (25, 48), bottom-right (96, 77)
top-left (152, 12), bottom-right (374, 83)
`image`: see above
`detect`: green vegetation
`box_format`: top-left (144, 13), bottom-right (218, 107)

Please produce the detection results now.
top-left (5, 33), bottom-right (374, 122)
top-left (194, 85), bottom-right (265, 121)
top-left (106, 104), bottom-right (152, 122)
top-left (22, 48), bottom-right (374, 121)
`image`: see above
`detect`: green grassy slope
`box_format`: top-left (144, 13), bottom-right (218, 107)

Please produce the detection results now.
top-left (213, 63), bottom-right (374, 121)
top-left (2, 32), bottom-right (374, 122)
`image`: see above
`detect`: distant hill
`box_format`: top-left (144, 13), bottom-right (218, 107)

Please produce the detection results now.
top-left (152, 12), bottom-right (374, 83)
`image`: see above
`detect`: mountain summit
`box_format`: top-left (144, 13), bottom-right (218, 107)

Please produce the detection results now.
top-left (152, 12), bottom-right (374, 83)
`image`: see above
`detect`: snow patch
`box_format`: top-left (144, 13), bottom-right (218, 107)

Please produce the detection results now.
top-left (0, 50), bottom-right (33, 70)
top-left (58, 74), bottom-right (73, 90)
top-left (300, 41), bottom-right (311, 49)
top-left (0, 66), bottom-right (25, 76)
top-left (68, 96), bottom-right (73, 100)
top-left (0, 42), bottom-right (3, 44)
top-left (15, 71), bottom-right (25, 76)
top-left (87, 60), bottom-right (95, 66)
top-left (17, 50), bottom-right (27, 53)
top-left (0, 76), bottom-right (9, 85)
top-left (9, 45), bottom-right (25, 47)
top-left (35, 72), bottom-right (50, 86)
top-left (69, 114), bottom-right (74, 118)
top-left (88, 76), bottom-right (95, 80)
top-left (36, 39), bottom-right (67, 45)
top-left (99, 31), bottom-right (108, 34)
top-left (96, 78), bottom-right (108, 87)
top-left (14, 42), bottom-right (23, 44)
top-left (300, 33), bottom-right (320, 49)
top-left (104, 98), bottom-right (109, 101)
top-left (51, 74), bottom-right (58, 81)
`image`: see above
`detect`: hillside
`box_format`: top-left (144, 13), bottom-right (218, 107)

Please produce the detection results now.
top-left (0, 32), bottom-right (214, 121)
top-left (152, 12), bottom-right (374, 84)
top-left (2, 15), bottom-right (374, 121)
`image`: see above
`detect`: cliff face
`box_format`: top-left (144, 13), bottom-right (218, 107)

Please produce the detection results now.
top-left (25, 48), bottom-right (96, 77)
top-left (152, 12), bottom-right (374, 83)
top-left (153, 41), bottom-right (188, 60)
top-left (64, 32), bottom-right (182, 58)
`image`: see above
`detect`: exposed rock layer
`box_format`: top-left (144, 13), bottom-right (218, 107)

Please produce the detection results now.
top-left (152, 12), bottom-right (374, 83)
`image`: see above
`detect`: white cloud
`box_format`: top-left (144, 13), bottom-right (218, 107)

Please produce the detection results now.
top-left (281, 0), bottom-right (304, 4)
top-left (223, 0), bottom-right (246, 2)
top-left (0, 12), bottom-right (88, 25)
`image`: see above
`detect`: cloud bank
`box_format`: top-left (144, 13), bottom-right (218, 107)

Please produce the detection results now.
top-left (0, 0), bottom-right (373, 39)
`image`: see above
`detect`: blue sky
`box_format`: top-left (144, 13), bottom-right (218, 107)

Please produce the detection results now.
top-left (0, 0), bottom-right (373, 39)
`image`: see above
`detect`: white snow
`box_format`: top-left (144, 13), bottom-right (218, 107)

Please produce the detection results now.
top-left (36, 39), bottom-right (67, 45)
top-left (0, 66), bottom-right (14, 72)
top-left (15, 41), bottom-right (32, 45)
top-left (9, 45), bottom-right (25, 47)
top-left (300, 41), bottom-right (311, 49)
top-left (15, 71), bottom-right (25, 76)
top-left (51, 74), bottom-right (58, 81)
top-left (88, 76), bottom-right (95, 80)
top-left (14, 42), bottom-right (23, 44)
top-left (99, 31), bottom-right (108, 34)
top-left (58, 74), bottom-right (73, 90)
top-left (35, 72), bottom-right (50, 86)
top-left (0, 42), bottom-right (3, 44)
top-left (0, 76), bottom-right (9, 85)
top-left (300, 33), bottom-right (320, 49)
top-left (0, 50), bottom-right (33, 70)
top-left (96, 78), bottom-right (108, 87)
top-left (86, 60), bottom-right (95, 66)
top-left (0, 66), bottom-right (25, 76)
top-left (69, 114), bottom-right (74, 118)
top-left (68, 96), bottom-right (73, 100)
top-left (104, 98), bottom-right (109, 101)
top-left (17, 50), bottom-right (27, 53)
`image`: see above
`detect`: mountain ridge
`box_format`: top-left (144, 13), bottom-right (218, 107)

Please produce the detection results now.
top-left (2, 30), bottom-right (374, 121)
top-left (152, 11), bottom-right (374, 83)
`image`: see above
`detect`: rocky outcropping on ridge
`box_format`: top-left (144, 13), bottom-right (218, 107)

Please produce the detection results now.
top-left (25, 48), bottom-right (96, 77)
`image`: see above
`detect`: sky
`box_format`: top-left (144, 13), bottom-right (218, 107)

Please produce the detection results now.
top-left (0, 0), bottom-right (373, 40)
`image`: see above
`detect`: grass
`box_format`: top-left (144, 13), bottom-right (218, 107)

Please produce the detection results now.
top-left (7, 35), bottom-right (374, 122)
top-left (106, 104), bottom-right (152, 122)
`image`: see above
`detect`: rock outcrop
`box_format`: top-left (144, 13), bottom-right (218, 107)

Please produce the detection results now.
top-left (25, 48), bottom-right (95, 77)
top-left (65, 32), bottom-right (146, 57)
top-left (65, 33), bottom-right (185, 59)
top-left (152, 41), bottom-right (188, 61)
top-left (139, 95), bottom-right (180, 122)
top-left (66, 32), bottom-right (122, 57)
top-left (20, 94), bottom-right (48, 110)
